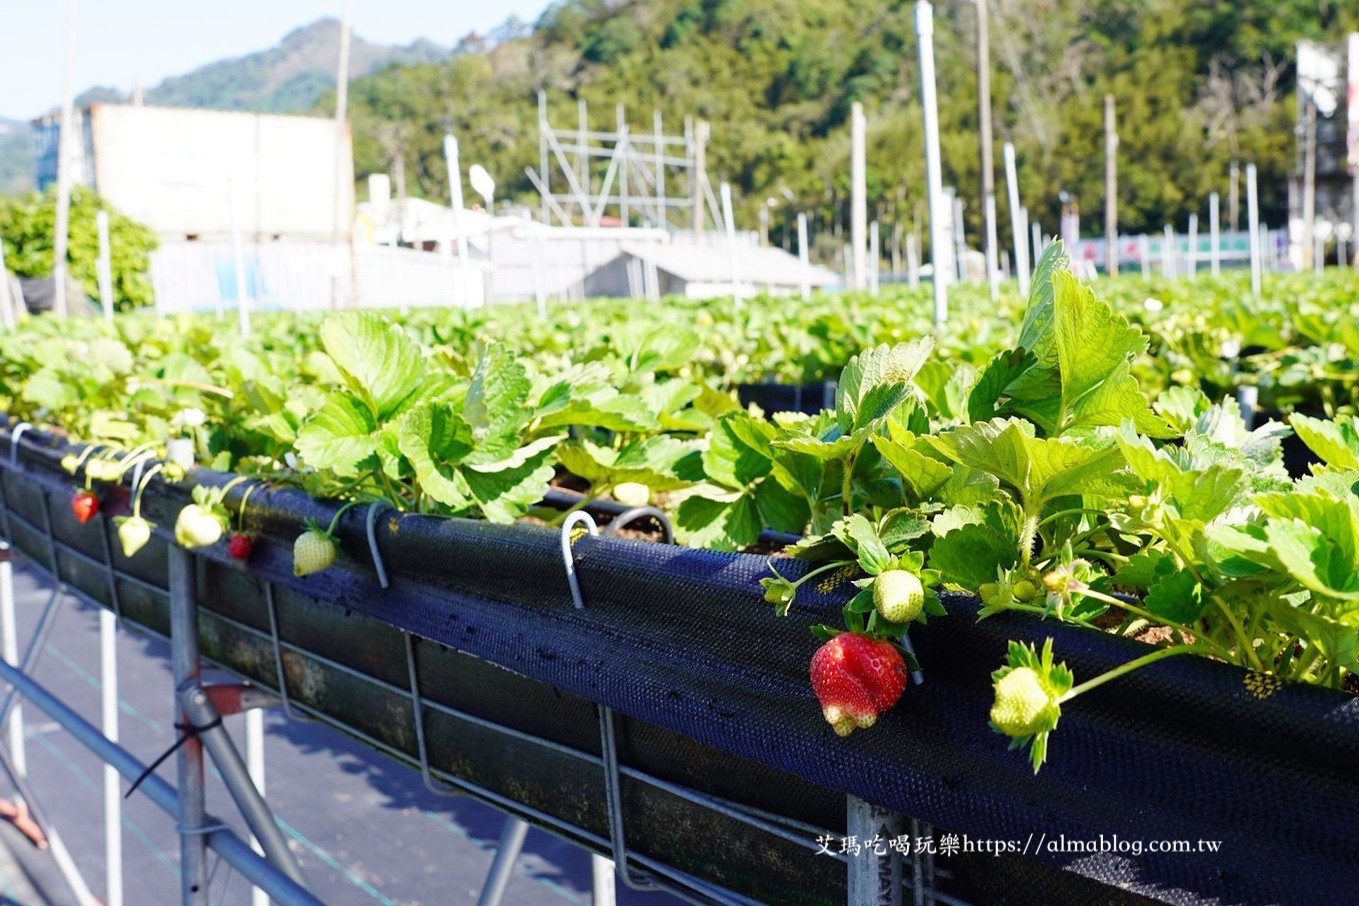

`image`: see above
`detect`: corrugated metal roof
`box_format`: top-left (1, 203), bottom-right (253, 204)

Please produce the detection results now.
top-left (617, 242), bottom-right (840, 287)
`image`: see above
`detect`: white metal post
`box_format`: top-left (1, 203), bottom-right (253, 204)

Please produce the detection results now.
top-left (1139, 234), bottom-right (1150, 278)
top-left (1163, 224), bottom-right (1175, 278)
top-left (1209, 192), bottom-right (1221, 275)
top-left (720, 182), bottom-right (741, 308)
top-left (869, 220), bottom-right (880, 295)
top-left (796, 212), bottom-right (811, 300)
top-left (247, 708), bottom-right (267, 906)
top-left (851, 102), bottom-right (867, 291)
top-left (1187, 214), bottom-right (1198, 277)
top-left (228, 177), bottom-right (250, 339)
top-left (591, 854), bottom-right (617, 906)
top-left (985, 192), bottom-right (1000, 301)
top-left (906, 233), bottom-right (920, 289)
top-left (1029, 215), bottom-right (1041, 278)
top-left (1003, 142), bottom-right (1027, 295)
top-left (916, 1), bottom-right (948, 325)
top-left (100, 608), bottom-right (123, 906)
top-left (444, 135), bottom-right (475, 308)
top-left (95, 210), bottom-right (114, 321)
top-left (0, 553), bottom-right (22, 776)
top-left (52, 0), bottom-right (78, 318)
top-left (1247, 163), bottom-right (1261, 297)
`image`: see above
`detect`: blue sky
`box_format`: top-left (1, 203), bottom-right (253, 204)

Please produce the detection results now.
top-left (1, 0), bottom-right (553, 120)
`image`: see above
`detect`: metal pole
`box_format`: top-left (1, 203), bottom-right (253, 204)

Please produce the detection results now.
top-left (52, 0), bottom-right (78, 318)
top-left (246, 708), bottom-right (267, 906)
top-left (169, 547), bottom-right (208, 906)
top-left (1003, 141), bottom-right (1027, 295)
top-left (444, 135), bottom-right (475, 307)
top-left (976, 0), bottom-right (996, 293)
top-left (1302, 100), bottom-right (1317, 270)
top-left (1247, 163), bottom-right (1261, 297)
top-left (1229, 160), bottom-right (1240, 231)
top-left (591, 853), bottom-right (617, 906)
top-left (538, 91), bottom-right (550, 225)
top-left (100, 608), bottom-right (123, 906)
top-left (228, 177), bottom-right (249, 339)
top-left (0, 552), bottom-right (24, 775)
top-left (1029, 214), bottom-right (1041, 275)
top-left (616, 104), bottom-right (629, 227)
top-left (1104, 94), bottom-right (1118, 276)
top-left (1187, 213), bottom-right (1198, 277)
top-left (906, 233), bottom-right (920, 289)
top-left (1139, 234), bottom-right (1150, 278)
top-left (1163, 224), bottom-right (1175, 278)
top-left (1209, 192), bottom-right (1220, 275)
top-left (916, 1), bottom-right (948, 325)
top-left (0, 657), bottom-right (323, 906)
top-left (691, 120), bottom-right (707, 239)
top-left (952, 193), bottom-right (966, 282)
top-left (474, 816), bottom-right (529, 906)
top-left (179, 686), bottom-right (306, 887)
top-left (851, 102), bottom-right (867, 291)
top-left (846, 796), bottom-right (903, 906)
top-left (985, 193), bottom-right (1000, 300)
top-left (653, 110), bottom-right (666, 228)
top-left (869, 220), bottom-right (880, 295)
top-left (96, 210), bottom-right (114, 321)
top-left (721, 182), bottom-right (741, 307)
top-left (332, 0), bottom-right (351, 308)
top-left (797, 212), bottom-right (810, 300)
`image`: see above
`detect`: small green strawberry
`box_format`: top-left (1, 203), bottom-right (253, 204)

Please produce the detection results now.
top-left (293, 525), bottom-right (338, 577)
top-left (989, 667), bottom-right (1061, 738)
top-left (872, 569), bottom-right (925, 623)
top-left (116, 516), bottom-right (153, 558)
top-left (174, 504), bottom-right (224, 548)
top-left (60, 454), bottom-right (79, 475)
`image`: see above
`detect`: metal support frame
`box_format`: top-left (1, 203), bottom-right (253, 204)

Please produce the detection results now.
top-left (0, 438), bottom-right (980, 906)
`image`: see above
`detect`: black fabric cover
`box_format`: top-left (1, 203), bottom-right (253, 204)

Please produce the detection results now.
top-left (7, 427), bottom-right (1359, 905)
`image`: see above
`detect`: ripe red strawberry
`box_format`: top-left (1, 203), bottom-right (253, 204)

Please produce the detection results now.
top-left (227, 533), bottom-right (254, 561)
top-left (72, 491), bottom-right (100, 524)
top-left (809, 633), bottom-right (908, 737)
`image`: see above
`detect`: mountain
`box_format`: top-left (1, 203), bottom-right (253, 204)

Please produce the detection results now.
top-left (343, 0), bottom-right (1359, 245)
top-left (73, 19), bottom-right (450, 114)
top-left (0, 119), bottom-right (31, 196)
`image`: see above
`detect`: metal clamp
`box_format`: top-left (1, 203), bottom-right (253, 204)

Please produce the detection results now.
top-left (8, 423), bottom-right (31, 466)
top-left (402, 632), bottom-right (462, 798)
top-left (262, 582), bottom-right (315, 724)
top-left (600, 507), bottom-right (673, 545)
top-left (557, 513), bottom-right (658, 892)
top-left (365, 503), bottom-right (390, 589)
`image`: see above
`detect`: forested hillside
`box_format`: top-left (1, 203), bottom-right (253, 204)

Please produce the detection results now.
top-left (340, 0), bottom-right (1359, 250)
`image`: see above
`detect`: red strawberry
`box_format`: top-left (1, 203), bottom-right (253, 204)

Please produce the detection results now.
top-left (809, 633), bottom-right (907, 737)
top-left (72, 491), bottom-right (100, 524)
top-left (227, 533), bottom-right (254, 561)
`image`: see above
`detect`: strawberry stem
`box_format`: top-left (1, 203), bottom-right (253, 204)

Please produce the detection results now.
top-left (1058, 644), bottom-right (1195, 703)
top-left (324, 500), bottom-right (362, 537)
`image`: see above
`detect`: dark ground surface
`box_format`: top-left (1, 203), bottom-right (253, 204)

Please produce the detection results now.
top-left (0, 561), bottom-right (691, 906)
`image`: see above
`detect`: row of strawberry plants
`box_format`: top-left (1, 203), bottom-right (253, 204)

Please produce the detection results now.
top-left (21, 244), bottom-right (1356, 780)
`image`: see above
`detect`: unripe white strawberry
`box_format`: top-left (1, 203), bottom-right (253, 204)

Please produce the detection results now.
top-left (989, 667), bottom-right (1060, 738)
top-left (872, 570), bottom-right (925, 623)
top-left (117, 516), bottom-right (153, 558)
top-left (293, 528), bottom-right (337, 577)
top-left (612, 482), bottom-right (651, 507)
top-left (175, 504), bottom-right (224, 549)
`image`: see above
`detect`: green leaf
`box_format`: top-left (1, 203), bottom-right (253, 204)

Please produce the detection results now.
top-left (835, 514), bottom-right (891, 575)
top-left (462, 446), bottom-right (556, 523)
top-left (395, 405), bottom-right (474, 509)
top-left (929, 524), bottom-right (1019, 589)
top-left (1113, 550), bottom-right (1176, 589)
top-left (704, 412), bottom-right (776, 489)
top-left (926, 419), bottom-right (1130, 508)
top-left (1264, 518), bottom-right (1359, 602)
top-left (1290, 414), bottom-right (1359, 471)
top-left (871, 435), bottom-right (952, 499)
top-left (1142, 569), bottom-right (1208, 623)
top-left (674, 493), bottom-right (761, 551)
top-left (835, 340), bottom-right (933, 434)
top-left (754, 478), bottom-right (810, 535)
top-left (22, 367), bottom-right (78, 411)
top-left (967, 347), bottom-right (1035, 423)
top-left (320, 313), bottom-right (425, 419)
top-left (466, 343), bottom-right (531, 440)
top-left (295, 393), bottom-right (378, 474)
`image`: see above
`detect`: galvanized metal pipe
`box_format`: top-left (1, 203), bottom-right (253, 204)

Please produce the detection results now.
top-left (847, 796), bottom-right (904, 906)
top-left (169, 547), bottom-right (208, 905)
top-left (178, 682), bottom-right (308, 888)
top-left (0, 654), bottom-right (323, 906)
top-left (474, 815), bottom-right (529, 906)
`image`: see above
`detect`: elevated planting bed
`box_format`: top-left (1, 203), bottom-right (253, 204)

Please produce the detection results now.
top-left (0, 424), bottom-right (1355, 906)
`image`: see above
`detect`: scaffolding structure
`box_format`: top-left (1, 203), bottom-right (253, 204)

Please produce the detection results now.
top-left (530, 91), bottom-right (722, 234)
